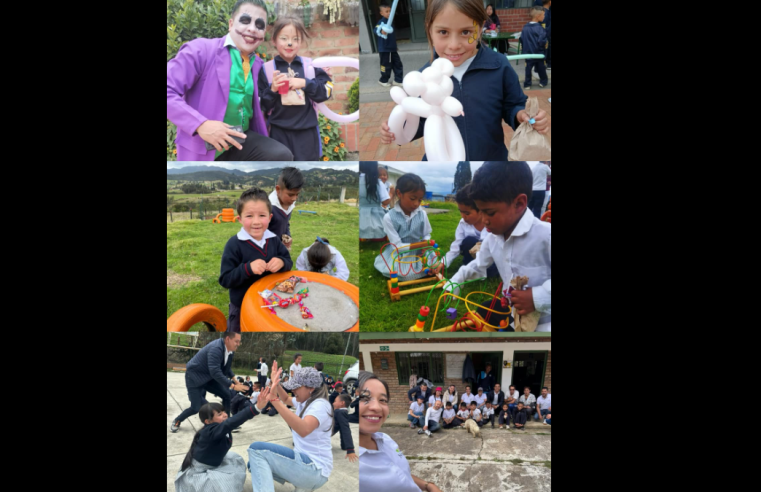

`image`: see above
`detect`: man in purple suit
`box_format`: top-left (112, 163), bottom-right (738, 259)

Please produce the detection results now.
top-left (167, 0), bottom-right (293, 162)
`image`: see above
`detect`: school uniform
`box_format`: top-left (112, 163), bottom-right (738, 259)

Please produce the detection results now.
top-left (175, 404), bottom-right (259, 492)
top-left (498, 408), bottom-right (512, 426)
top-left (258, 56), bottom-right (333, 160)
top-left (374, 204), bottom-right (434, 280)
top-left (529, 162), bottom-right (552, 217)
top-left (348, 396), bottom-right (359, 424)
top-left (521, 22), bottom-right (548, 87)
top-left (359, 174), bottom-right (391, 239)
top-left (512, 407), bottom-right (528, 428)
top-left (518, 394), bottom-right (537, 420)
top-left (412, 46), bottom-right (527, 160)
top-left (175, 338), bottom-right (236, 424)
top-left (441, 408), bottom-right (458, 428)
top-left (167, 35), bottom-right (293, 162)
top-left (444, 220), bottom-right (497, 276)
top-left (456, 409), bottom-right (471, 426)
top-left (268, 189), bottom-right (295, 242)
top-left (450, 209), bottom-right (551, 332)
top-left (542, 7), bottom-right (552, 68)
top-left (219, 229), bottom-right (293, 332)
top-left (332, 407), bottom-right (355, 455)
top-left (470, 408), bottom-right (485, 427)
top-left (329, 389), bottom-right (348, 405)
top-left (296, 243), bottom-right (350, 280)
top-left (359, 433), bottom-right (420, 492)
top-left (376, 16), bottom-right (403, 84)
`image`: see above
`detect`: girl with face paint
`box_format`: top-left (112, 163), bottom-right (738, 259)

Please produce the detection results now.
top-left (258, 17), bottom-right (335, 161)
top-left (167, 0), bottom-right (294, 162)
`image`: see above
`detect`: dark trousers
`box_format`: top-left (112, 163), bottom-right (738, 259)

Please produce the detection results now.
top-left (499, 410), bottom-right (511, 426)
top-left (485, 414), bottom-right (496, 427)
top-left (528, 190), bottom-right (546, 218)
top-left (332, 409), bottom-right (354, 450)
top-left (176, 378), bottom-right (233, 423)
top-left (525, 59), bottom-right (548, 87)
top-left (442, 419), bottom-right (458, 429)
top-left (258, 375), bottom-right (267, 388)
top-left (230, 394), bottom-right (251, 416)
top-left (379, 52), bottom-right (404, 83)
top-left (453, 417), bottom-right (466, 427)
top-left (546, 33), bottom-right (552, 67)
top-left (460, 236), bottom-right (499, 278)
top-left (347, 409), bottom-right (358, 424)
top-left (269, 125), bottom-right (321, 161)
top-left (227, 303), bottom-right (241, 333)
top-left (216, 128), bottom-right (294, 162)
top-left (513, 410), bottom-right (527, 427)
top-left (476, 300), bottom-right (514, 331)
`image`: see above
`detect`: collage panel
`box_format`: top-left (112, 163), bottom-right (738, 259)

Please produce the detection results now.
top-left (357, 0), bottom-right (551, 161)
top-left (167, 162), bottom-right (360, 333)
top-left (356, 332), bottom-right (551, 492)
top-left (167, 332), bottom-right (360, 492)
top-left (358, 161), bottom-right (551, 333)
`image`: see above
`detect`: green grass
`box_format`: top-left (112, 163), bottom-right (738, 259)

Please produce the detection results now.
top-left (359, 202), bottom-right (501, 332)
top-left (167, 202), bottom-right (359, 328)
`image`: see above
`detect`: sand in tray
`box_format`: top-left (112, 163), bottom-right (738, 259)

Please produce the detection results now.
top-left (274, 281), bottom-right (358, 332)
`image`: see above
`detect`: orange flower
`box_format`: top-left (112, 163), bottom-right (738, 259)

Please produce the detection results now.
top-left (327, 125), bottom-right (331, 130)
top-left (340, 143), bottom-right (345, 148)
top-left (323, 156), bottom-right (329, 161)
top-left (324, 137), bottom-right (330, 144)
top-left (173, 149), bottom-right (177, 155)
top-left (334, 147), bottom-right (339, 152)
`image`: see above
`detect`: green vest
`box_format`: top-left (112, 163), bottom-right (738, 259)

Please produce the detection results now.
top-left (216, 48), bottom-right (255, 158)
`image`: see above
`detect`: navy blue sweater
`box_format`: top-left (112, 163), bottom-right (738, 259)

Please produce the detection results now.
top-left (258, 56), bottom-right (332, 131)
top-left (375, 15), bottom-right (398, 52)
top-left (522, 22), bottom-right (547, 55)
top-left (219, 235), bottom-right (293, 307)
top-left (193, 404), bottom-right (259, 467)
top-left (413, 46), bottom-right (527, 160)
top-left (268, 206), bottom-right (292, 240)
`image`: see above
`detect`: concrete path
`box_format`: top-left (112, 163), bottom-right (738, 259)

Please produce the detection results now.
top-left (166, 372), bottom-right (359, 492)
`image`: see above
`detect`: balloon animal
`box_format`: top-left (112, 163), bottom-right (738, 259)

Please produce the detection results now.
top-left (386, 58), bottom-right (466, 161)
top-left (375, 0), bottom-right (399, 39)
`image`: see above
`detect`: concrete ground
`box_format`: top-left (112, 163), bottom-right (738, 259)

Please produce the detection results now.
top-left (373, 414), bottom-right (551, 492)
top-left (166, 372), bottom-right (359, 492)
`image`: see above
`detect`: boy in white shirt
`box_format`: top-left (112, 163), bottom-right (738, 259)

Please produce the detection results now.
top-left (408, 396), bottom-right (426, 429)
top-left (449, 162), bottom-right (551, 332)
top-left (468, 402), bottom-right (484, 427)
top-left (419, 400), bottom-right (443, 437)
top-left (482, 402), bottom-right (496, 428)
top-left (441, 402), bottom-right (458, 428)
top-left (456, 402), bottom-right (471, 427)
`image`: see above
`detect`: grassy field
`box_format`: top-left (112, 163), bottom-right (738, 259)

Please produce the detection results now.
top-left (167, 202), bottom-right (359, 329)
top-left (359, 202), bottom-right (501, 332)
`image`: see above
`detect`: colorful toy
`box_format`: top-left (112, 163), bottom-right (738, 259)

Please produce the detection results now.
top-left (541, 199), bottom-right (551, 223)
top-left (375, 0), bottom-right (399, 39)
top-left (212, 208), bottom-right (238, 224)
top-left (381, 240), bottom-right (448, 301)
top-left (446, 307), bottom-right (458, 320)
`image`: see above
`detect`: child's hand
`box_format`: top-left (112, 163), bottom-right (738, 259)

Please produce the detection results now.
top-left (270, 71), bottom-right (289, 93)
top-left (427, 484), bottom-right (442, 492)
top-left (266, 258), bottom-right (285, 272)
top-left (255, 386), bottom-right (270, 410)
top-left (346, 453), bottom-right (359, 463)
top-left (510, 288), bottom-right (536, 315)
top-left (380, 121), bottom-right (395, 144)
top-left (381, 30), bottom-right (387, 35)
top-left (250, 259), bottom-right (267, 275)
top-left (517, 109), bottom-right (550, 135)
top-left (290, 78), bottom-right (306, 91)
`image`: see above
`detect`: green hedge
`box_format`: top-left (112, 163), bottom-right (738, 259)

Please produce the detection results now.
top-left (348, 78), bottom-right (359, 115)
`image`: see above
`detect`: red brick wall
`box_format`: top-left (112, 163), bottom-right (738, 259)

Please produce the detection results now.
top-left (498, 8), bottom-right (532, 32)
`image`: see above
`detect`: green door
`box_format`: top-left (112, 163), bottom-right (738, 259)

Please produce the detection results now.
top-left (409, 0), bottom-right (428, 43)
top-left (511, 351), bottom-right (547, 397)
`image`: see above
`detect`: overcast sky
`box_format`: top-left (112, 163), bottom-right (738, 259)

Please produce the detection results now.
top-left (377, 162), bottom-right (485, 193)
top-left (166, 162), bottom-right (358, 172)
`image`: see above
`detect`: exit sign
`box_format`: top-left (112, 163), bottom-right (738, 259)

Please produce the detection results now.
top-left (380, 346), bottom-right (390, 351)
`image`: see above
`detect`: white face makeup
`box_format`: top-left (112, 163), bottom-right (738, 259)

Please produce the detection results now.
top-left (228, 5), bottom-right (267, 54)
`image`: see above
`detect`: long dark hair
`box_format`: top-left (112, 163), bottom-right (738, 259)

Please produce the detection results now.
top-left (360, 162), bottom-right (380, 202)
top-left (307, 238), bottom-right (332, 272)
top-left (486, 3), bottom-right (499, 24)
top-left (180, 402), bottom-right (225, 471)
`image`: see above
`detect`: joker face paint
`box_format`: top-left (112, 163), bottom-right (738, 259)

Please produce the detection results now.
top-left (228, 4), bottom-right (267, 54)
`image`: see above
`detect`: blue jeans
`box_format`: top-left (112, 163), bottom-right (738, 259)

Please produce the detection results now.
top-left (408, 413), bottom-right (423, 426)
top-left (426, 420), bottom-right (440, 432)
top-left (535, 408), bottom-right (550, 420)
top-left (248, 442), bottom-right (328, 492)
top-left (546, 418), bottom-right (551, 425)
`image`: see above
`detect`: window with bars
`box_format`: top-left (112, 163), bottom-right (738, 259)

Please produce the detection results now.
top-left (492, 0), bottom-right (535, 9)
top-left (395, 352), bottom-right (445, 386)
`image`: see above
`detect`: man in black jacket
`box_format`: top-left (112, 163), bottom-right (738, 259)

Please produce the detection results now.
top-left (486, 383), bottom-right (505, 415)
top-left (171, 333), bottom-right (249, 432)
top-left (476, 364), bottom-right (496, 394)
top-left (407, 382), bottom-right (432, 404)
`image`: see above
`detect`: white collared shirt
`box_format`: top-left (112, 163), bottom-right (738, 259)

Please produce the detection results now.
top-left (457, 409), bottom-right (470, 419)
top-left (443, 408), bottom-right (456, 420)
top-left (482, 407), bottom-right (495, 418)
top-left (237, 228), bottom-right (277, 249)
top-left (224, 346), bottom-right (233, 366)
top-left (359, 433), bottom-right (419, 492)
top-left (382, 203), bottom-right (432, 248)
top-left (461, 392), bottom-right (475, 405)
top-left (529, 162), bottom-right (552, 191)
top-left (444, 219), bottom-right (489, 266)
top-left (259, 362), bottom-right (268, 377)
top-left (269, 189), bottom-right (296, 216)
top-left (450, 210), bottom-right (551, 324)
top-left (295, 243), bottom-right (350, 281)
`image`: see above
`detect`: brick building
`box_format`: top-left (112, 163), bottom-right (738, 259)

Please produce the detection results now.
top-left (360, 332), bottom-right (551, 415)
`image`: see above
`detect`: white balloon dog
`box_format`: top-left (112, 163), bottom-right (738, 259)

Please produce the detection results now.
top-left (387, 58), bottom-right (465, 161)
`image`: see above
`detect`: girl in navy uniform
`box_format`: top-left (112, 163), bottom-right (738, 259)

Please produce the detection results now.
top-left (379, 0), bottom-right (551, 160)
top-left (259, 17), bottom-right (333, 160)
top-left (175, 389), bottom-right (270, 492)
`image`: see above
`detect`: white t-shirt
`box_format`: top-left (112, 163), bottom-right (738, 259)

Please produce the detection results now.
top-left (425, 406), bottom-right (443, 424)
top-left (442, 408), bottom-right (456, 420)
top-left (452, 55), bottom-right (477, 82)
top-left (259, 362), bottom-right (268, 377)
top-left (457, 409), bottom-right (470, 419)
top-left (428, 395), bottom-right (442, 407)
top-left (482, 407), bottom-right (495, 418)
top-left (471, 408), bottom-right (482, 420)
top-left (537, 394), bottom-right (552, 410)
top-left (292, 397), bottom-right (333, 478)
top-left (507, 390), bottom-right (520, 402)
top-left (359, 433), bottom-right (419, 492)
top-left (461, 393), bottom-right (475, 405)
top-left (409, 401), bottom-right (424, 415)
top-left (474, 393), bottom-right (487, 406)
top-left (529, 162), bottom-right (552, 191)
top-left (290, 363), bottom-right (302, 376)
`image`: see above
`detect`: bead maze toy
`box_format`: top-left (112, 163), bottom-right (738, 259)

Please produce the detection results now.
top-left (212, 208), bottom-right (239, 224)
top-left (381, 240), bottom-right (448, 301)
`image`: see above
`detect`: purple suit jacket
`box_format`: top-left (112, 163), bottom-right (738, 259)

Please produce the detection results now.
top-left (167, 37), bottom-right (268, 161)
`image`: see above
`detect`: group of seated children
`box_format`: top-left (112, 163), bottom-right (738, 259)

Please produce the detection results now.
top-left (218, 167), bottom-right (350, 332)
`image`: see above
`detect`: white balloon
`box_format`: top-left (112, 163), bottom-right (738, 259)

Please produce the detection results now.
top-left (431, 58), bottom-right (455, 77)
top-left (424, 115), bottom-right (447, 161)
top-left (422, 66), bottom-right (443, 85)
top-left (441, 97), bottom-right (464, 117)
top-left (429, 105), bottom-right (445, 117)
top-left (440, 76), bottom-right (454, 96)
top-left (403, 72), bottom-right (426, 97)
top-left (389, 86), bottom-right (408, 105)
top-left (387, 105), bottom-right (420, 145)
top-left (402, 98), bottom-right (433, 118)
top-left (444, 115), bottom-right (465, 161)
top-left (421, 82), bottom-right (447, 106)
